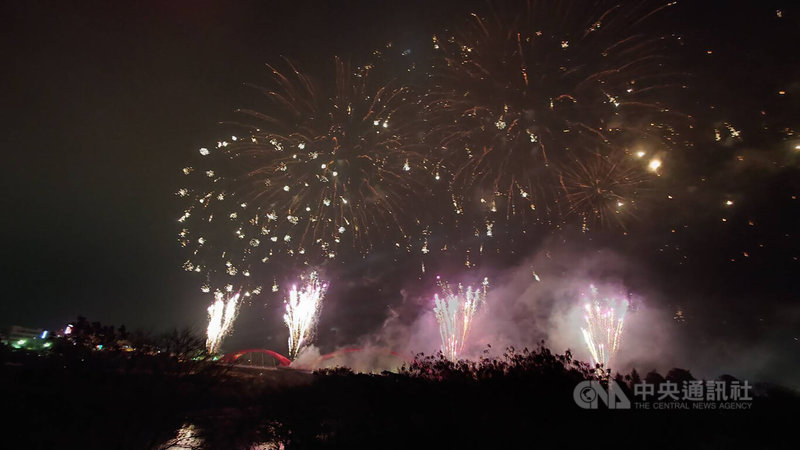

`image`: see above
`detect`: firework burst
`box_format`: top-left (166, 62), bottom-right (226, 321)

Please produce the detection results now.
top-left (580, 285), bottom-right (628, 368)
top-left (425, 0), bottom-right (688, 229)
top-left (178, 56), bottom-right (430, 293)
top-left (433, 277), bottom-right (488, 360)
top-left (206, 290), bottom-right (240, 354)
top-left (284, 272), bottom-right (328, 360)
top-left (560, 150), bottom-right (651, 230)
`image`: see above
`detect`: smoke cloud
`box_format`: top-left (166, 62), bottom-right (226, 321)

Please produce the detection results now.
top-left (243, 238), bottom-right (797, 390)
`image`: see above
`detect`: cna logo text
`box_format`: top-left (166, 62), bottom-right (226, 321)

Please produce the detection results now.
top-left (573, 379), bottom-right (753, 410)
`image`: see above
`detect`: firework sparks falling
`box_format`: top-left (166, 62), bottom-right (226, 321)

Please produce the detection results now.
top-left (206, 291), bottom-right (240, 354)
top-left (178, 54), bottom-right (431, 293)
top-left (580, 285), bottom-right (628, 368)
top-left (425, 0), bottom-right (689, 230)
top-left (560, 150), bottom-right (651, 229)
top-left (284, 272), bottom-right (328, 360)
top-left (433, 277), bottom-right (488, 360)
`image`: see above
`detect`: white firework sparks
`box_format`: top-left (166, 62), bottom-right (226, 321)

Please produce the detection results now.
top-left (284, 272), bottom-right (328, 360)
top-left (206, 291), bottom-right (240, 353)
top-left (433, 277), bottom-right (488, 360)
top-left (580, 285), bottom-right (628, 369)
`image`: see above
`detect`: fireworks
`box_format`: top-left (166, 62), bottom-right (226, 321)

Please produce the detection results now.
top-left (206, 291), bottom-right (240, 354)
top-left (177, 1), bottom-right (695, 295)
top-left (560, 150), bottom-right (650, 229)
top-left (425, 0), bottom-right (688, 229)
top-left (580, 285), bottom-right (627, 368)
top-left (178, 56), bottom-right (430, 293)
top-left (433, 277), bottom-right (488, 360)
top-left (176, 2), bottom-right (701, 356)
top-left (284, 272), bottom-right (328, 360)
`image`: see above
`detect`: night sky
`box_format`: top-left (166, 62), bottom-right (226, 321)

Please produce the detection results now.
top-left (1, 1), bottom-right (798, 383)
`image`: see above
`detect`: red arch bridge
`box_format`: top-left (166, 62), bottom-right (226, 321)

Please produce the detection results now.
top-left (221, 347), bottom-right (411, 370)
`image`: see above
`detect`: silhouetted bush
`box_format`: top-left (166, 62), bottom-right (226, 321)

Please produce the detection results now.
top-left (4, 340), bottom-right (798, 449)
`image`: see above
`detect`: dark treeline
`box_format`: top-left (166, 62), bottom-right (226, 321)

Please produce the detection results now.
top-left (2, 320), bottom-right (798, 449)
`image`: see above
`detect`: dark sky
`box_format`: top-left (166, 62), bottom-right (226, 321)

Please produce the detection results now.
top-left (1, 1), bottom-right (798, 380)
top-left (0, 0), bottom-right (466, 332)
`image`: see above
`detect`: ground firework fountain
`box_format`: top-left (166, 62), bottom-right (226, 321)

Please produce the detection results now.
top-left (206, 290), bottom-right (240, 354)
top-left (433, 277), bottom-right (488, 360)
top-left (284, 272), bottom-right (328, 360)
top-left (580, 285), bottom-right (628, 369)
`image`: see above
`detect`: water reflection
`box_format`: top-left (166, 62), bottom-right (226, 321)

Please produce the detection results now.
top-left (159, 423), bottom-right (203, 449)
top-left (158, 423), bottom-right (284, 450)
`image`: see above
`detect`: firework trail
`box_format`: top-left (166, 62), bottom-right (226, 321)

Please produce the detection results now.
top-left (206, 290), bottom-right (240, 354)
top-left (177, 55), bottom-right (431, 294)
top-left (284, 272), bottom-right (328, 360)
top-left (433, 277), bottom-right (488, 360)
top-left (425, 0), bottom-right (689, 231)
top-left (580, 285), bottom-right (628, 368)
